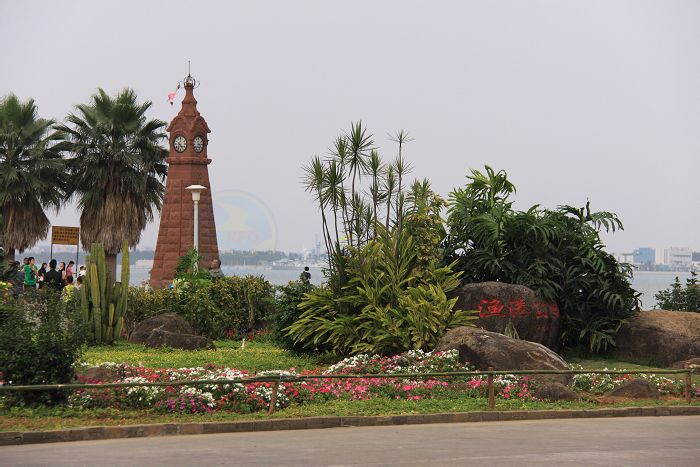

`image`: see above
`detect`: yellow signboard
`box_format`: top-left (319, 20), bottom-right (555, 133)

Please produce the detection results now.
top-left (51, 226), bottom-right (80, 246)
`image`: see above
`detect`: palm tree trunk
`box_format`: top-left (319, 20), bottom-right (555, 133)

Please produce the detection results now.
top-left (105, 253), bottom-right (118, 280)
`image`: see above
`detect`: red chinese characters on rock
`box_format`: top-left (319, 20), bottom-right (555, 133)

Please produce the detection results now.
top-left (477, 298), bottom-right (506, 318)
top-left (507, 297), bottom-right (528, 318)
top-left (477, 297), bottom-right (560, 320)
top-left (533, 301), bottom-right (560, 320)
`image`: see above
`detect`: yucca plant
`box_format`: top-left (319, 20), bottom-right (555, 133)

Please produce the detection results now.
top-left (286, 224), bottom-right (476, 354)
top-left (294, 123), bottom-right (474, 354)
top-left (302, 122), bottom-right (414, 279)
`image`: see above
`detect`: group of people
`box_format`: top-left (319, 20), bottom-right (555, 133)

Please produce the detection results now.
top-left (5, 257), bottom-right (86, 297)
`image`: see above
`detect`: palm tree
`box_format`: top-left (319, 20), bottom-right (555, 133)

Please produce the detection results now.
top-left (0, 94), bottom-right (67, 261)
top-left (55, 88), bottom-right (168, 276)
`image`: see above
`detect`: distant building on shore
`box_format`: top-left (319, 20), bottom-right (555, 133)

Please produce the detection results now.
top-left (615, 246), bottom-right (697, 272)
top-left (666, 247), bottom-right (693, 269)
top-left (633, 248), bottom-right (655, 266)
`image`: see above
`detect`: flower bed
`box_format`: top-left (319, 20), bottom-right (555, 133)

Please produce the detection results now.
top-left (570, 365), bottom-right (686, 395)
top-left (64, 352), bottom-right (690, 414)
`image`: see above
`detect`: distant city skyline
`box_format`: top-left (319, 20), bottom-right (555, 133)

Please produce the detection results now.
top-left (4, 1), bottom-right (699, 254)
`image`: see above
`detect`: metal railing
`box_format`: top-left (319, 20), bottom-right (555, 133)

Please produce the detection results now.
top-left (0, 368), bottom-right (695, 413)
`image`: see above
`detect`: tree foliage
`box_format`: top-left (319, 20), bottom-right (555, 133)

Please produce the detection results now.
top-left (0, 94), bottom-right (67, 258)
top-left (55, 88), bottom-right (168, 258)
top-left (655, 271), bottom-right (699, 312)
top-left (444, 166), bottom-right (640, 352)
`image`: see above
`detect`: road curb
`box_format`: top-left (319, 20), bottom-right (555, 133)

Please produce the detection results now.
top-left (1, 405), bottom-right (699, 446)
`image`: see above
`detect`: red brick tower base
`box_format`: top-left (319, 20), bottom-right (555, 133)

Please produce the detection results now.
top-left (150, 75), bottom-right (219, 288)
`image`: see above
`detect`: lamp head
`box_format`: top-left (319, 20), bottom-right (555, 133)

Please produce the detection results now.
top-left (185, 184), bottom-right (207, 202)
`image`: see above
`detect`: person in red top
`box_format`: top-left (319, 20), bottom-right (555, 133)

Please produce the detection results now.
top-left (66, 261), bottom-right (75, 281)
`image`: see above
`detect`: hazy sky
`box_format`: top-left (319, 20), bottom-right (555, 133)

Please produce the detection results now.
top-left (3, 0), bottom-right (699, 253)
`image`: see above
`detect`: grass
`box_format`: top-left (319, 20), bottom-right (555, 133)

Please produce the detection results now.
top-left (565, 355), bottom-right (671, 372)
top-left (1, 395), bottom-right (695, 432)
top-left (82, 341), bottom-right (697, 383)
top-left (82, 340), bottom-right (333, 372)
top-left (564, 354), bottom-right (700, 385)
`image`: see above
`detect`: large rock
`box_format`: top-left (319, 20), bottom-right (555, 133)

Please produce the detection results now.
top-left (129, 313), bottom-right (214, 350)
top-left (452, 282), bottom-right (562, 350)
top-left (534, 382), bottom-right (579, 401)
top-left (612, 310), bottom-right (700, 366)
top-left (129, 313), bottom-right (195, 344)
top-left (672, 357), bottom-right (700, 369)
top-left (605, 379), bottom-right (659, 399)
top-left (79, 366), bottom-right (120, 382)
top-left (144, 329), bottom-right (214, 350)
top-left (436, 326), bottom-right (572, 384)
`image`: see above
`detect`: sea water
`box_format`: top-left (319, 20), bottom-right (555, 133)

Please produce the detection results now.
top-left (125, 266), bottom-right (691, 310)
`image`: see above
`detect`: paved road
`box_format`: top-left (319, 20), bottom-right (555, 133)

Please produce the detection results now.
top-left (2, 416), bottom-right (699, 466)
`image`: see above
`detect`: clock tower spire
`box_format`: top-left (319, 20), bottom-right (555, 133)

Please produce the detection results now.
top-left (150, 74), bottom-right (220, 287)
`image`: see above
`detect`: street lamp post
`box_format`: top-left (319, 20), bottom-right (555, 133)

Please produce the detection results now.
top-left (185, 185), bottom-right (207, 265)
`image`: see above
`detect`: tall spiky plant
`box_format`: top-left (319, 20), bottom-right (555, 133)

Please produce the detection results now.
top-left (78, 241), bottom-right (129, 344)
top-left (293, 124), bottom-right (471, 353)
top-left (303, 122), bottom-right (418, 289)
top-left (344, 122), bottom-right (374, 247)
top-left (389, 130), bottom-right (414, 236)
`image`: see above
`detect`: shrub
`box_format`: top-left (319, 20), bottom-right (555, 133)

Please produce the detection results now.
top-left (655, 271), bottom-right (699, 312)
top-left (287, 226), bottom-right (476, 354)
top-left (0, 290), bottom-right (86, 406)
top-left (125, 274), bottom-right (275, 340)
top-left (272, 281), bottom-right (315, 351)
top-left (179, 275), bottom-right (275, 339)
top-left (293, 123), bottom-right (474, 355)
top-left (125, 286), bottom-right (182, 336)
top-left (444, 166), bottom-right (640, 352)
top-left (172, 248), bottom-right (213, 291)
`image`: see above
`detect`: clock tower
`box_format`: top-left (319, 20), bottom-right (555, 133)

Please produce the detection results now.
top-left (150, 74), bottom-right (219, 288)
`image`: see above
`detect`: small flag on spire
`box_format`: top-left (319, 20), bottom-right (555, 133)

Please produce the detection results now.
top-left (167, 83), bottom-right (182, 106)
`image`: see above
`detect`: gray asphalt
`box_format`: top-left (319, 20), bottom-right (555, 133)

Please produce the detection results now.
top-left (1, 416), bottom-right (699, 466)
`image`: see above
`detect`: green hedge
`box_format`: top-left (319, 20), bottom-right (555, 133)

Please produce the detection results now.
top-left (126, 275), bottom-right (275, 339)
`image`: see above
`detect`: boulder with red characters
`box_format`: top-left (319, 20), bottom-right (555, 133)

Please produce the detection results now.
top-left (452, 281), bottom-right (562, 350)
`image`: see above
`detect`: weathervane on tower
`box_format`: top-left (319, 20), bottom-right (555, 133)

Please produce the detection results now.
top-left (167, 61), bottom-right (199, 106)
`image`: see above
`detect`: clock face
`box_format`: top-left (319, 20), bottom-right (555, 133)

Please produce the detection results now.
top-left (193, 136), bottom-right (204, 153)
top-left (173, 135), bottom-right (187, 153)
